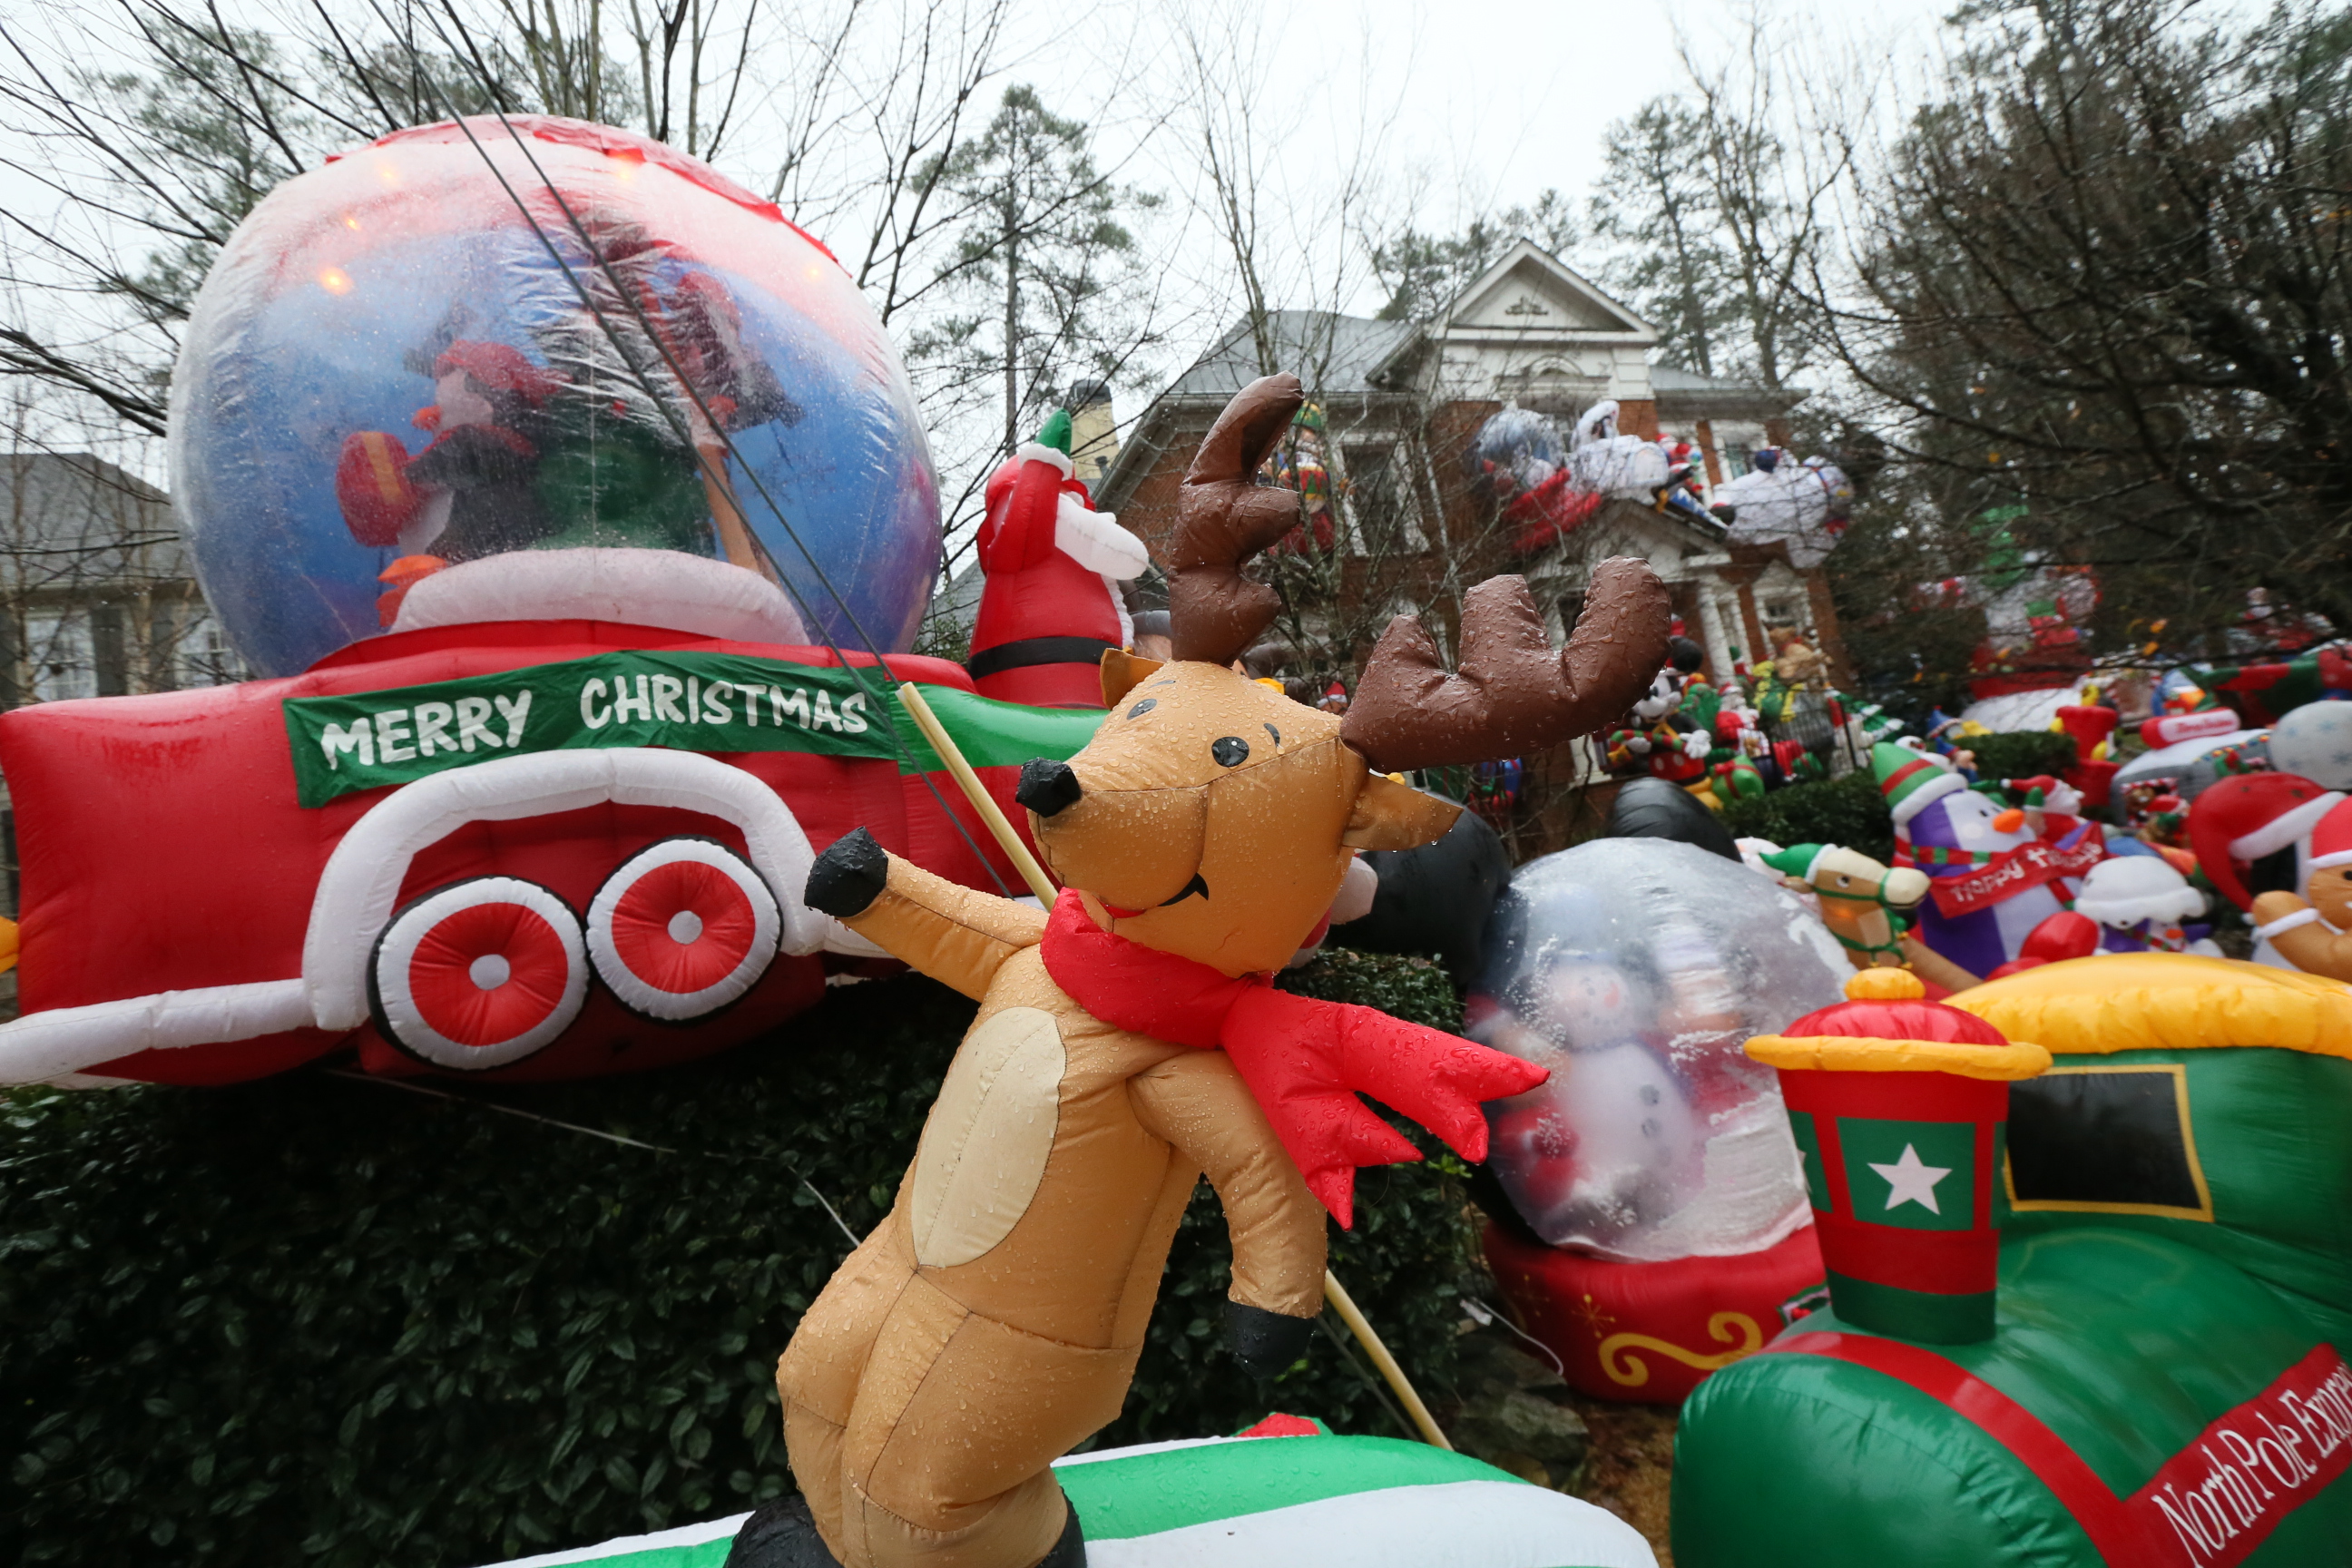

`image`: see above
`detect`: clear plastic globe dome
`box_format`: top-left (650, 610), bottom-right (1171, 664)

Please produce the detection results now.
top-left (168, 116), bottom-right (941, 675)
top-left (1471, 837), bottom-right (1850, 1261)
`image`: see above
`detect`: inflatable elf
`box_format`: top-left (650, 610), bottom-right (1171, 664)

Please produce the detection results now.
top-left (968, 411), bottom-right (1152, 709)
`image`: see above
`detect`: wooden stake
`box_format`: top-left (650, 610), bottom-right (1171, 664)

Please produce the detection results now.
top-left (895, 682), bottom-right (1058, 905)
top-left (1322, 1269), bottom-right (1454, 1450)
top-left (894, 679), bottom-right (1453, 1449)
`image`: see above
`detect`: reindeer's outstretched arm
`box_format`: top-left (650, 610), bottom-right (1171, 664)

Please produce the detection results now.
top-left (806, 828), bottom-right (1046, 1000)
top-left (1130, 1051), bottom-right (1328, 1321)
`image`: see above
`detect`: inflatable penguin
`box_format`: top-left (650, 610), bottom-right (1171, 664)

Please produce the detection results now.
top-left (1878, 746), bottom-right (2073, 979)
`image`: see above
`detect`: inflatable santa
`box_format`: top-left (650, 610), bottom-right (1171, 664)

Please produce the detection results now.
top-left (967, 411), bottom-right (1152, 709)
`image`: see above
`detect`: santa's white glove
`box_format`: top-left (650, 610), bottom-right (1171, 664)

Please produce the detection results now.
top-left (1055, 495), bottom-right (1151, 581)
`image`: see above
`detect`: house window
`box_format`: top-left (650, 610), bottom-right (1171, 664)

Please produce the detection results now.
top-left (177, 616), bottom-right (245, 689)
top-left (24, 611), bottom-right (94, 702)
top-left (1342, 444), bottom-right (1427, 556)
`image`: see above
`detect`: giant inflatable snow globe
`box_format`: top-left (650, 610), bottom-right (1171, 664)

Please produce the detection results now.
top-left (1472, 838), bottom-right (1848, 1260)
top-left (168, 116), bottom-right (940, 675)
top-left (1471, 838), bottom-right (1853, 1402)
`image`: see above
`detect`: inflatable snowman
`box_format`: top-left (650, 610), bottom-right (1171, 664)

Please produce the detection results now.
top-left (2072, 854), bottom-right (2220, 955)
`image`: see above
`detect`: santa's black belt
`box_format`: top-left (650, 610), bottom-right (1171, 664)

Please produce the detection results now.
top-left (968, 636), bottom-right (1119, 679)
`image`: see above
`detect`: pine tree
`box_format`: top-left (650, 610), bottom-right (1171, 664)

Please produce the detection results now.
top-left (916, 85), bottom-right (1161, 456)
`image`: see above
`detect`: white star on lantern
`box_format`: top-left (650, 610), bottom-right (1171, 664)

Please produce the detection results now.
top-left (1867, 1143), bottom-right (1952, 1215)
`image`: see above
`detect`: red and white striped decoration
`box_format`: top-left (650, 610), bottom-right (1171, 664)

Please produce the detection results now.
top-left (586, 838), bottom-right (779, 1021)
top-left (371, 877), bottom-right (588, 1069)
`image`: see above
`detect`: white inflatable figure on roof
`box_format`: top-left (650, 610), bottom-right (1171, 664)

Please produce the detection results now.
top-left (2072, 855), bottom-right (2220, 956)
top-left (1709, 448), bottom-right (1853, 568)
top-left (1566, 398), bottom-right (1671, 500)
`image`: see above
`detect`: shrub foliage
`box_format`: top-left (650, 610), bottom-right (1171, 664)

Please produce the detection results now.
top-left (1720, 769), bottom-right (1897, 863)
top-left (0, 956), bottom-right (1475, 1567)
top-left (1962, 730), bottom-right (2081, 787)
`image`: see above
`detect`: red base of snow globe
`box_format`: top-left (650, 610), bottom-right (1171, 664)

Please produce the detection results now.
top-left (1483, 1221), bottom-right (1827, 1405)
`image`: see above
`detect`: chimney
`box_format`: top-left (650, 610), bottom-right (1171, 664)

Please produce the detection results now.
top-left (1067, 380), bottom-right (1117, 487)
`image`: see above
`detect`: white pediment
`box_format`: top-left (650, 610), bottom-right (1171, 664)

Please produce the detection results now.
top-left (1441, 242), bottom-right (1652, 338)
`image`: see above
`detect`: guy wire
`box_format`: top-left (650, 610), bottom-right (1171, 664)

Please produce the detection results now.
top-left (358, 0), bottom-right (1014, 896)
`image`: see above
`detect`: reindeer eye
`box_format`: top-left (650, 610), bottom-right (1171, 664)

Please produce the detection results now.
top-left (1127, 699), bottom-right (1157, 719)
top-left (1211, 736), bottom-right (1250, 767)
top-left (1263, 722), bottom-right (1281, 745)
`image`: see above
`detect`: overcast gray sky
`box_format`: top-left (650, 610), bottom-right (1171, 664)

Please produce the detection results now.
top-left (0, 0), bottom-right (1966, 479)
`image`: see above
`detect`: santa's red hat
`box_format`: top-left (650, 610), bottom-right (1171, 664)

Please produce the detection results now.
top-left (2310, 797), bottom-right (2352, 871)
top-left (434, 340), bottom-right (562, 405)
top-left (2188, 772), bottom-right (2344, 910)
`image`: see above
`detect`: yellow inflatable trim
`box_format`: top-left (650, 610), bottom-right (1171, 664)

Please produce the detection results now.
top-left (1744, 1034), bottom-right (2053, 1080)
top-left (1950, 951), bottom-right (2352, 1060)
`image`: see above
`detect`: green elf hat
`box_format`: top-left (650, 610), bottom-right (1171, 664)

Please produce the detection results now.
top-left (1033, 408), bottom-right (1074, 455)
top-left (1759, 842), bottom-right (1833, 883)
top-left (1873, 742), bottom-right (1967, 829)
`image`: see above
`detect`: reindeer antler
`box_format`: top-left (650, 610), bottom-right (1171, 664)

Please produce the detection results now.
top-left (1341, 557), bottom-right (1673, 772)
top-left (1169, 373), bottom-right (1306, 666)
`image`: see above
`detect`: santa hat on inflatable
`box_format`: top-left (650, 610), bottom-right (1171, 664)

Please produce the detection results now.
top-left (2307, 797), bottom-right (2352, 872)
top-left (432, 340), bottom-right (562, 405)
top-left (2187, 772), bottom-right (2344, 911)
top-left (1874, 743), bottom-right (1966, 832)
top-left (2071, 854), bottom-right (2206, 928)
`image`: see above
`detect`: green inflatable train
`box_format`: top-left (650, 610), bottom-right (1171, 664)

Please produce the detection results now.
top-left (1671, 956), bottom-right (2352, 1567)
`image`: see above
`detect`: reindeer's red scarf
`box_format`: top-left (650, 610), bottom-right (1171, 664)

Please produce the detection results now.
top-left (1037, 890), bottom-right (1546, 1227)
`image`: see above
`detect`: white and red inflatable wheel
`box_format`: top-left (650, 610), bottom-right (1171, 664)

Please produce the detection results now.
top-left (585, 838), bottom-right (781, 1021)
top-left (370, 877), bottom-right (589, 1070)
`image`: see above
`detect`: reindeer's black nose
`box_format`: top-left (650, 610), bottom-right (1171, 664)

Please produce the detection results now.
top-left (1016, 758), bottom-right (1084, 818)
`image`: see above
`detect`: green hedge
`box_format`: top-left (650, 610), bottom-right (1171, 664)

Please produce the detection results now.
top-left (1720, 770), bottom-right (1896, 863)
top-left (0, 955), bottom-right (1475, 1567)
top-left (1962, 729), bottom-right (2080, 785)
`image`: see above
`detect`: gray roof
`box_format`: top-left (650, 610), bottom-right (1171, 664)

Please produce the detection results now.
top-left (0, 453), bottom-right (187, 593)
top-left (1163, 312), bottom-right (1421, 400)
top-left (1649, 361), bottom-right (1807, 414)
top-left (926, 558), bottom-right (984, 634)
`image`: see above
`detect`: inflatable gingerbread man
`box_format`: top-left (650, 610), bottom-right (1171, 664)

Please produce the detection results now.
top-left (766, 375), bottom-right (1671, 1568)
top-left (2250, 797), bottom-right (2352, 981)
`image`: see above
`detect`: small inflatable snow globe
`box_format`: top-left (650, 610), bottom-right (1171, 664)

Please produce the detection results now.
top-left (1469, 838), bottom-right (1849, 1261)
top-left (168, 116), bottom-right (940, 676)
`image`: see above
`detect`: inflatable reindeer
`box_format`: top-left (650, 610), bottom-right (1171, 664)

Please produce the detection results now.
top-left (769, 374), bottom-right (1672, 1568)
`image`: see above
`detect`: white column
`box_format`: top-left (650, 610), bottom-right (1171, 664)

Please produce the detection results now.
top-left (1695, 575), bottom-right (1736, 683)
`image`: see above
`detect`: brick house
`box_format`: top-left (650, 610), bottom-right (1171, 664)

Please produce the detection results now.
top-left (1090, 240), bottom-right (1844, 690)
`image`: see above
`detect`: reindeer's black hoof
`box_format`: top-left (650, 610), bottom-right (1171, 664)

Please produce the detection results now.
top-left (806, 827), bottom-right (887, 917)
top-left (1033, 1500), bottom-right (1088, 1568)
top-left (722, 1494), bottom-right (847, 1568)
top-left (1226, 1299), bottom-right (1316, 1378)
